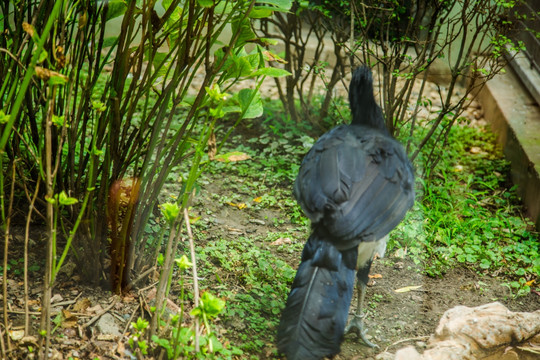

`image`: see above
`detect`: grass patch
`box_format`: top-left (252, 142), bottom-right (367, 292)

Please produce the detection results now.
top-left (390, 122), bottom-right (539, 296)
top-left (195, 234), bottom-right (299, 356)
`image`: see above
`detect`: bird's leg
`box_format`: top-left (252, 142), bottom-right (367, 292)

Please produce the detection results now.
top-left (345, 282), bottom-right (379, 348)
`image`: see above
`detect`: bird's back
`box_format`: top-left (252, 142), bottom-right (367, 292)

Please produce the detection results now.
top-left (294, 67), bottom-right (414, 250)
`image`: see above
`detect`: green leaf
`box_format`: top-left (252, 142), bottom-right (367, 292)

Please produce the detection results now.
top-left (92, 145), bottom-right (104, 156)
top-left (37, 49), bottom-right (48, 63)
top-left (251, 67), bottom-right (291, 78)
top-left (222, 105), bottom-right (242, 115)
top-left (174, 254), bottom-right (193, 271)
top-left (191, 292), bottom-right (225, 320)
top-left (58, 191), bottom-right (78, 206)
top-left (102, 36), bottom-right (119, 48)
top-left (0, 110), bottom-right (10, 124)
top-left (249, 8), bottom-right (274, 18)
top-left (479, 259), bottom-right (491, 269)
top-left (52, 114), bottom-right (67, 128)
top-left (197, 0), bottom-right (214, 7)
top-left (227, 55), bottom-right (253, 78)
top-left (48, 74), bottom-right (67, 86)
top-left (133, 317), bottom-right (149, 331)
top-left (106, 0), bottom-right (127, 21)
top-left (209, 107), bottom-right (225, 118)
top-left (205, 84), bottom-right (228, 102)
top-left (231, 18), bottom-right (256, 48)
top-left (238, 88), bottom-right (263, 119)
top-left (256, 0), bottom-right (293, 12)
top-left (161, 202), bottom-right (180, 223)
top-left (91, 100), bottom-right (107, 112)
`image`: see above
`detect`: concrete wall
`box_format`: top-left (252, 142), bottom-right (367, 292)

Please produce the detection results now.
top-left (477, 66), bottom-right (540, 230)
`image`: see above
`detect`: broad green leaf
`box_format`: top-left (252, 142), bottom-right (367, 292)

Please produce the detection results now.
top-left (244, 51), bottom-right (264, 70)
top-left (220, 54), bottom-right (253, 79)
top-left (222, 105), bottom-right (241, 115)
top-left (105, 0), bottom-right (127, 21)
top-left (238, 88), bottom-right (263, 119)
top-left (231, 18), bottom-right (256, 48)
top-left (251, 67), bottom-right (291, 77)
top-left (249, 8), bottom-right (274, 18)
top-left (102, 36), bottom-right (119, 48)
top-left (479, 259), bottom-right (491, 269)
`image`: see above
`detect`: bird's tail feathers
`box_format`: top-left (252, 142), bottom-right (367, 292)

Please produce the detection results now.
top-left (349, 66), bottom-right (386, 131)
top-left (277, 230), bottom-right (357, 360)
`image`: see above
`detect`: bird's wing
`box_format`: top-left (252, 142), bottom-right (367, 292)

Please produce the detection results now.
top-left (294, 124), bottom-right (414, 250)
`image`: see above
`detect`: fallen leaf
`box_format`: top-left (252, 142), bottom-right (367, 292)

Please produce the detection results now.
top-left (215, 151), bottom-right (250, 162)
top-left (394, 285), bottom-right (423, 293)
top-left (9, 330), bottom-right (25, 341)
top-left (62, 309), bottom-right (78, 328)
top-left (369, 273), bottom-right (383, 279)
top-left (20, 336), bottom-right (38, 346)
top-left (226, 202), bottom-right (246, 210)
top-left (73, 298), bottom-right (91, 312)
top-left (270, 238), bottom-right (292, 246)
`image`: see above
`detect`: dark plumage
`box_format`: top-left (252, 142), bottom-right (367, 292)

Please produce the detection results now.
top-left (277, 66), bottom-right (415, 359)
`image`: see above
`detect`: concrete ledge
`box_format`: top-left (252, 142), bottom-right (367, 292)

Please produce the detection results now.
top-left (477, 66), bottom-right (540, 230)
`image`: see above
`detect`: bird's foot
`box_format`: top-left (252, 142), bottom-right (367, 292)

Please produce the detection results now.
top-left (345, 314), bottom-right (379, 348)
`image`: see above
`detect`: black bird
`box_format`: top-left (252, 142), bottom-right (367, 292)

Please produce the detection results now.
top-left (277, 66), bottom-right (415, 359)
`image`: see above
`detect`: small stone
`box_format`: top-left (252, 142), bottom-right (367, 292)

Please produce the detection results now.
top-left (96, 313), bottom-right (121, 337)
